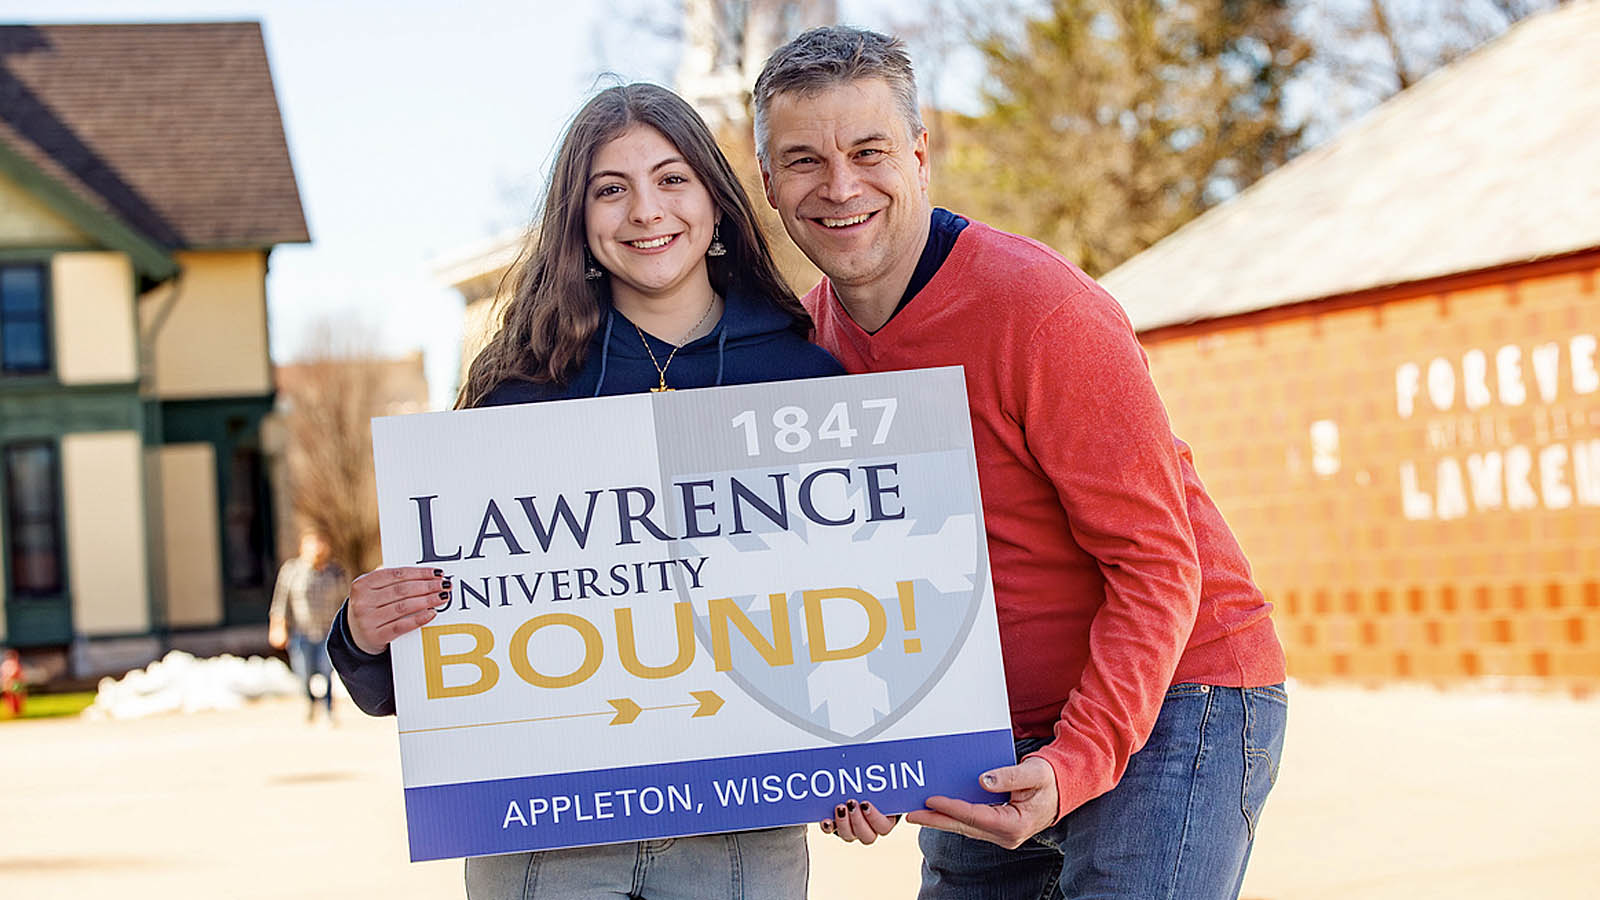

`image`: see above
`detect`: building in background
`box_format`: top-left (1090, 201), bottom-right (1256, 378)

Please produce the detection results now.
top-left (0, 22), bottom-right (308, 678)
top-left (1103, 2), bottom-right (1599, 689)
top-left (275, 349), bottom-right (431, 421)
top-left (433, 231), bottom-right (522, 396)
top-left (677, 0), bottom-right (835, 132)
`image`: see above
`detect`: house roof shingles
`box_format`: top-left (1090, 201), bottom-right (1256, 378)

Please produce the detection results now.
top-left (1101, 0), bottom-right (1600, 333)
top-left (0, 21), bottom-right (309, 250)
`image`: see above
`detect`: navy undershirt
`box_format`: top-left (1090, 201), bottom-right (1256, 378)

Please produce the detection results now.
top-left (868, 207), bottom-right (968, 334)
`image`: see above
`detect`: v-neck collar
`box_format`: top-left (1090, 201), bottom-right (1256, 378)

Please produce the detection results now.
top-left (823, 221), bottom-right (983, 354)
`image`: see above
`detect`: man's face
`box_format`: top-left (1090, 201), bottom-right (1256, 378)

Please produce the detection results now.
top-left (761, 79), bottom-right (930, 298)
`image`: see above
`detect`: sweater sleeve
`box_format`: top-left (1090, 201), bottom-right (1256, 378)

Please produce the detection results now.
top-left (1015, 282), bottom-right (1202, 821)
top-left (267, 559), bottom-right (293, 624)
top-left (326, 600), bottom-right (397, 717)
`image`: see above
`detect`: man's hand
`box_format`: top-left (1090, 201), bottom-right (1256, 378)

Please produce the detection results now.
top-left (267, 616), bottom-right (288, 650)
top-left (347, 567), bottom-right (449, 656)
top-left (906, 756), bottom-right (1059, 849)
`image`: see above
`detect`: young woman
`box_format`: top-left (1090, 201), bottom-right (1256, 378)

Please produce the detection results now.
top-left (326, 83), bottom-right (841, 900)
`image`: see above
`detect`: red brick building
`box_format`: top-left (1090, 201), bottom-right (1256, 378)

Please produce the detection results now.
top-left (1102, 3), bottom-right (1599, 688)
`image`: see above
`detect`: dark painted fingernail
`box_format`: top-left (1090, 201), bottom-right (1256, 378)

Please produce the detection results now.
top-left (442, 577), bottom-right (452, 588)
top-left (835, 805), bottom-right (846, 817)
top-left (846, 799), bottom-right (857, 811)
top-left (439, 591), bottom-right (449, 600)
top-left (820, 821), bottom-right (833, 832)
top-left (860, 802), bottom-right (871, 811)
top-left (432, 569), bottom-right (443, 576)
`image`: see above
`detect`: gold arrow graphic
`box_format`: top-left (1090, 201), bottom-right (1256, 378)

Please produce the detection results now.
top-left (400, 693), bottom-right (723, 735)
top-left (691, 690), bottom-right (724, 717)
top-left (607, 697), bottom-right (642, 725)
top-left (605, 692), bottom-right (725, 725)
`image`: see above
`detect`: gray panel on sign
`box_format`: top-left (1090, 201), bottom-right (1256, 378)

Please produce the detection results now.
top-left (650, 366), bottom-right (973, 478)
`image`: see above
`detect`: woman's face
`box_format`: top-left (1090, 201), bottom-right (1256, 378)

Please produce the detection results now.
top-left (585, 125), bottom-right (718, 310)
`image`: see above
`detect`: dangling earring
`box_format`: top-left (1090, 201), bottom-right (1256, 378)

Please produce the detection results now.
top-left (706, 223), bottom-right (727, 258)
top-left (583, 247), bottom-right (604, 280)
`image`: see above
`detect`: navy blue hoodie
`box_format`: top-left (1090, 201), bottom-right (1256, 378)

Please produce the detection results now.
top-left (328, 289), bottom-right (843, 714)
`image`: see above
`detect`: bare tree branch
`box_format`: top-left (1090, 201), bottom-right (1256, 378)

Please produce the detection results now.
top-left (278, 318), bottom-right (389, 574)
top-left (1304, 0), bottom-right (1562, 135)
top-left (1367, 0), bottom-right (1417, 89)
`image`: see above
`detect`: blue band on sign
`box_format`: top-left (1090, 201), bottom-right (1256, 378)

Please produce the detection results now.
top-left (403, 728), bottom-right (1016, 861)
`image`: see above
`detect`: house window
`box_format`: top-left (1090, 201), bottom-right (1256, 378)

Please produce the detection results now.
top-left (1, 264), bottom-right (51, 375)
top-left (4, 442), bottom-right (64, 596)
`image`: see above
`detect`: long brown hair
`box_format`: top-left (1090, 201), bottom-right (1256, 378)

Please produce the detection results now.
top-left (457, 83), bottom-right (810, 409)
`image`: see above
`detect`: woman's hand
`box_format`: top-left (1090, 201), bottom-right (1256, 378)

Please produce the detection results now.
top-left (818, 799), bottom-right (899, 845)
top-left (347, 567), bottom-right (450, 655)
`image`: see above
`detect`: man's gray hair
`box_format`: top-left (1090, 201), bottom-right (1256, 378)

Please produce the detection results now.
top-left (752, 26), bottom-right (923, 168)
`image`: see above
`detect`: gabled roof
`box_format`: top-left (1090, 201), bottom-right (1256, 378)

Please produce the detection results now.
top-left (1102, 0), bottom-right (1600, 332)
top-left (0, 21), bottom-right (309, 269)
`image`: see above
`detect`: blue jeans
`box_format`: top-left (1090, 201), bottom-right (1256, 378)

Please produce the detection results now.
top-left (288, 633), bottom-right (333, 715)
top-left (463, 826), bottom-right (807, 900)
top-left (919, 683), bottom-right (1288, 900)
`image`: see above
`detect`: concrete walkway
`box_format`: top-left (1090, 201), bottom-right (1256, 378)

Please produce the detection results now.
top-left (3, 684), bottom-right (1596, 898)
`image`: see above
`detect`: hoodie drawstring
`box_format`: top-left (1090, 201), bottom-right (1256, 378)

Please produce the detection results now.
top-left (593, 310), bottom-right (616, 397)
top-left (714, 326), bottom-right (729, 386)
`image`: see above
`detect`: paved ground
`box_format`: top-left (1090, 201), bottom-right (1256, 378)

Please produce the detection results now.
top-left (4, 684), bottom-right (1597, 898)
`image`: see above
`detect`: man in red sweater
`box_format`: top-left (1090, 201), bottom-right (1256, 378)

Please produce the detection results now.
top-left (753, 26), bottom-right (1288, 899)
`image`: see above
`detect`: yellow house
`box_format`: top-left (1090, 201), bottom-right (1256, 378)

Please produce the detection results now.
top-left (0, 22), bottom-right (309, 676)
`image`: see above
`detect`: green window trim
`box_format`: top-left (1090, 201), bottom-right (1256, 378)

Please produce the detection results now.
top-left (3, 439), bottom-right (67, 599)
top-left (0, 141), bottom-right (177, 282)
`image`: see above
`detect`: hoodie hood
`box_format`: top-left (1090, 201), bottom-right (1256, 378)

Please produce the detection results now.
top-left (476, 288), bottom-right (842, 408)
top-left (590, 288), bottom-right (802, 396)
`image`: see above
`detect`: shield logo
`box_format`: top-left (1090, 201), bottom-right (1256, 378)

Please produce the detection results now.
top-left (662, 453), bottom-right (990, 743)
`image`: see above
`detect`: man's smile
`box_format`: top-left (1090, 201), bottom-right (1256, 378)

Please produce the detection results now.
top-left (809, 211), bottom-right (879, 230)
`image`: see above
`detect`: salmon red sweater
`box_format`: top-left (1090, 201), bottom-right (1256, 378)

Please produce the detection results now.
top-left (803, 221), bottom-right (1286, 819)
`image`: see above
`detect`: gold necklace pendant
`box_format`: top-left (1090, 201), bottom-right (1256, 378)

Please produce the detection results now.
top-left (631, 298), bottom-right (715, 394)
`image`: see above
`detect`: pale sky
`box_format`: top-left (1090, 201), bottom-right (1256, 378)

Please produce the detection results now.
top-left (8, 0), bottom-right (918, 408)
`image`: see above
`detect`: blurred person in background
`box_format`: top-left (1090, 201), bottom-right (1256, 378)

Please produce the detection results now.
top-left (327, 82), bottom-right (840, 899)
top-left (753, 26), bottom-right (1288, 900)
top-left (269, 530), bottom-right (348, 724)
top-left (1, 648), bottom-right (24, 716)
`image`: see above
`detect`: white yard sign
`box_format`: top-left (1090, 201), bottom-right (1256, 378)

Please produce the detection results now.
top-left (372, 367), bottom-right (1012, 861)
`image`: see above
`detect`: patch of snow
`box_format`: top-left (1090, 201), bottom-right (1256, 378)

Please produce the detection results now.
top-left (83, 651), bottom-right (307, 720)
